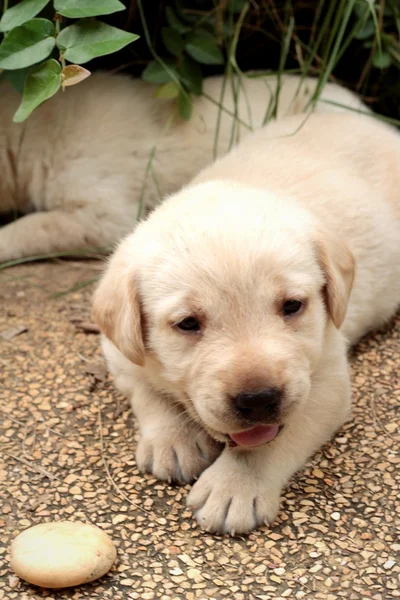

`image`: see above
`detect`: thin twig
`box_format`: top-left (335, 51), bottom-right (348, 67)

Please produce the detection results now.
top-left (0, 250), bottom-right (106, 271)
top-left (22, 420), bottom-right (37, 457)
top-left (3, 414), bottom-right (26, 427)
top-left (2, 412), bottom-right (70, 439)
top-left (38, 418), bottom-right (70, 439)
top-left (5, 452), bottom-right (59, 481)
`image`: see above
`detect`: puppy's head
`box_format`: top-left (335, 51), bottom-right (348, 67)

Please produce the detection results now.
top-left (93, 182), bottom-right (354, 448)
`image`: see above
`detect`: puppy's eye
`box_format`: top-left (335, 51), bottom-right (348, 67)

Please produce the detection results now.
top-left (176, 316), bottom-right (201, 332)
top-left (282, 299), bottom-right (304, 316)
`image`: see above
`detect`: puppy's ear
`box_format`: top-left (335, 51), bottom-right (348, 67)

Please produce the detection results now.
top-left (314, 231), bottom-right (355, 329)
top-left (92, 255), bottom-right (145, 366)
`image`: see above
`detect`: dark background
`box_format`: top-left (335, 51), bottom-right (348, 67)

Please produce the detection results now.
top-left (91, 0), bottom-right (400, 122)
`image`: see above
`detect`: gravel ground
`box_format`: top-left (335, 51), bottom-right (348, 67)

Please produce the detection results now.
top-left (0, 261), bottom-right (399, 600)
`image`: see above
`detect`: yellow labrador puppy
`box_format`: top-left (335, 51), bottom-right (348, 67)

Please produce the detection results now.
top-left (0, 73), bottom-right (364, 262)
top-left (93, 111), bottom-right (400, 535)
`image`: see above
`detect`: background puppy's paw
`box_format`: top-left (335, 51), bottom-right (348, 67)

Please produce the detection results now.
top-left (136, 425), bottom-right (222, 484)
top-left (187, 453), bottom-right (281, 534)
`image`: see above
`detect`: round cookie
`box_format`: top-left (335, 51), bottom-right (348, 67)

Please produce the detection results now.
top-left (10, 521), bottom-right (117, 588)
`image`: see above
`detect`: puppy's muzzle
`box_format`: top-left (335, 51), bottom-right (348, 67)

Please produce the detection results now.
top-left (233, 388), bottom-right (282, 423)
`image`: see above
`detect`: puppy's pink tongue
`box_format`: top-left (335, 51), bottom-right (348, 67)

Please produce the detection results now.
top-left (230, 425), bottom-right (279, 447)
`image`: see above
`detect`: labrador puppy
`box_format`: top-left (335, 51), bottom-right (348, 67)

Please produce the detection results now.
top-left (0, 72), bottom-right (365, 262)
top-left (93, 111), bottom-right (400, 535)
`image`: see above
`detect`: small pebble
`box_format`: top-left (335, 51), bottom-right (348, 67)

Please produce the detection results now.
top-left (10, 521), bottom-right (116, 588)
top-left (330, 512), bottom-right (341, 521)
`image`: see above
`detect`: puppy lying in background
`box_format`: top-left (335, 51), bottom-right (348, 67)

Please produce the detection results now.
top-left (93, 110), bottom-right (400, 535)
top-left (0, 72), bottom-right (365, 262)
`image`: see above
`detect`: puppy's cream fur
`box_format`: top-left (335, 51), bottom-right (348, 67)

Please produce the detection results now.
top-left (0, 72), bottom-right (365, 261)
top-left (93, 111), bottom-right (400, 535)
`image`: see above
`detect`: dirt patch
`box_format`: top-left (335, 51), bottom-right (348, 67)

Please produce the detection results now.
top-left (0, 261), bottom-right (399, 600)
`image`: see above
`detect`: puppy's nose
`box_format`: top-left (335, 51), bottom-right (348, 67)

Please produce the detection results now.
top-left (233, 388), bottom-right (282, 422)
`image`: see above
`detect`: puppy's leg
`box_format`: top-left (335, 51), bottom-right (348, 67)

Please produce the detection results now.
top-left (188, 360), bottom-right (351, 534)
top-left (0, 204), bottom-right (135, 262)
top-left (101, 338), bottom-right (222, 482)
top-left (132, 378), bottom-right (223, 483)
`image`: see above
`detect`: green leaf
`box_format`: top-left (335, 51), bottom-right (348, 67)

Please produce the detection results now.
top-left (0, 19), bottom-right (55, 70)
top-left (383, 4), bottom-right (395, 17)
top-left (161, 27), bottom-right (185, 57)
top-left (381, 33), bottom-right (395, 45)
top-left (165, 6), bottom-right (190, 33)
top-left (5, 65), bottom-right (36, 94)
top-left (57, 21), bottom-right (139, 64)
top-left (153, 81), bottom-right (179, 100)
top-left (222, 21), bottom-right (234, 36)
top-left (185, 35), bottom-right (224, 65)
top-left (174, 0), bottom-right (197, 23)
top-left (178, 90), bottom-right (192, 120)
top-left (13, 59), bottom-right (61, 122)
top-left (0, 0), bottom-right (50, 32)
top-left (190, 26), bottom-right (215, 40)
top-left (142, 59), bottom-right (178, 84)
top-left (353, 0), bottom-right (369, 19)
top-left (355, 20), bottom-right (376, 40)
top-left (61, 64), bottom-right (91, 87)
top-left (227, 0), bottom-right (247, 13)
top-left (178, 55), bottom-right (202, 95)
top-left (372, 50), bottom-right (392, 69)
top-left (54, 0), bottom-right (125, 19)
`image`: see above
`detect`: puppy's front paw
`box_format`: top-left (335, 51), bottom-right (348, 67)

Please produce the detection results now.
top-left (187, 451), bottom-right (281, 535)
top-left (136, 423), bottom-right (222, 484)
